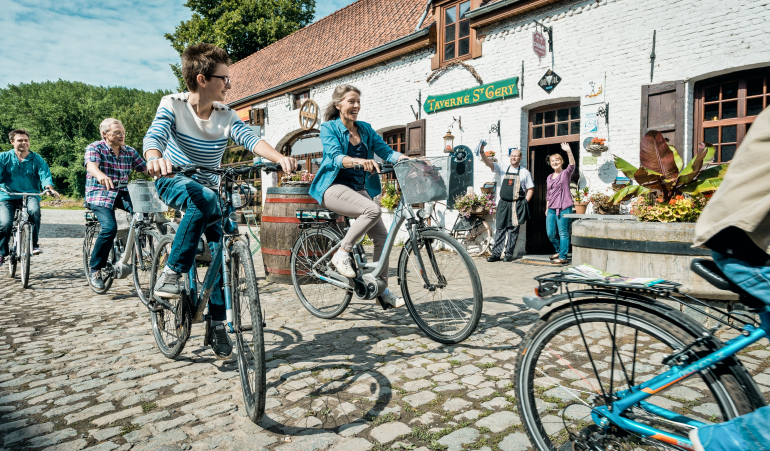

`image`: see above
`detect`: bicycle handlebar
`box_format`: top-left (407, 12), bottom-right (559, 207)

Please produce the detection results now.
top-left (0, 186), bottom-right (54, 197)
top-left (351, 162), bottom-right (394, 174)
top-left (171, 162), bottom-right (302, 177)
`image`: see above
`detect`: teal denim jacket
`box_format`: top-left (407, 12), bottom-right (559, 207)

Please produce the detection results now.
top-left (309, 118), bottom-right (402, 204)
top-left (0, 150), bottom-right (54, 201)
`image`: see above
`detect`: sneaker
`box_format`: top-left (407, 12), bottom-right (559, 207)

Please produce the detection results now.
top-left (486, 255), bottom-right (501, 262)
top-left (154, 270), bottom-right (181, 298)
top-left (380, 288), bottom-right (405, 308)
top-left (210, 323), bottom-right (233, 359)
top-left (90, 270), bottom-right (105, 290)
top-left (32, 247), bottom-right (42, 255)
top-left (331, 252), bottom-right (356, 278)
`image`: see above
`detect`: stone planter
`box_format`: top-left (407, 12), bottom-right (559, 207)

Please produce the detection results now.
top-left (571, 220), bottom-right (734, 301)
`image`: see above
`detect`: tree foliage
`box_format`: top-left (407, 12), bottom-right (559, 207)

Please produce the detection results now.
top-left (165, 0), bottom-right (315, 90)
top-left (0, 80), bottom-right (170, 197)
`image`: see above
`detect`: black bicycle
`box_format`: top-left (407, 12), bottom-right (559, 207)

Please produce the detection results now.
top-left (1, 187), bottom-right (51, 288)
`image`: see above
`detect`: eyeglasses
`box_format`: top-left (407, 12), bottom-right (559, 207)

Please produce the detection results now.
top-left (208, 75), bottom-right (232, 86)
top-left (108, 132), bottom-right (127, 137)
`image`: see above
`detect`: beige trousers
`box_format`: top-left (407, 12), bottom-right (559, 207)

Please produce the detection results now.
top-left (322, 184), bottom-right (389, 284)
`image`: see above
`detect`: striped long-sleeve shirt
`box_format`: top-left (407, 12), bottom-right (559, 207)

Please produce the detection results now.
top-left (142, 93), bottom-right (261, 186)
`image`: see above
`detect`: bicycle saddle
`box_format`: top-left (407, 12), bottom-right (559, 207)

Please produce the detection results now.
top-left (690, 258), bottom-right (765, 310)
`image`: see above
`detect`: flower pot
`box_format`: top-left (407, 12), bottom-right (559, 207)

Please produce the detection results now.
top-left (587, 144), bottom-right (608, 153)
top-left (470, 206), bottom-right (487, 215)
top-left (574, 202), bottom-right (589, 214)
top-left (282, 180), bottom-right (312, 187)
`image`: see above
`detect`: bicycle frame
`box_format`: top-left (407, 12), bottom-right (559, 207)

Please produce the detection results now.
top-left (2, 190), bottom-right (45, 259)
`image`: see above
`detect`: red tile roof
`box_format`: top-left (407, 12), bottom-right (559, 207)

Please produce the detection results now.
top-left (226, 0), bottom-right (434, 106)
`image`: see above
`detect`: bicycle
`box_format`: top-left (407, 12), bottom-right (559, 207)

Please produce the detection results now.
top-left (148, 161), bottom-right (286, 424)
top-left (1, 187), bottom-right (51, 288)
top-left (424, 200), bottom-right (492, 257)
top-left (290, 157), bottom-right (483, 344)
top-left (514, 259), bottom-right (769, 451)
top-left (82, 181), bottom-right (168, 304)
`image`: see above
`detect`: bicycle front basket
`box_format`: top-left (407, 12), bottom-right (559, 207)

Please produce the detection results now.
top-left (127, 181), bottom-right (169, 214)
top-left (393, 156), bottom-right (450, 205)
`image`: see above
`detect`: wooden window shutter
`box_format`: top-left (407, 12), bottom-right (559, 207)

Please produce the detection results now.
top-left (640, 80), bottom-right (685, 158)
top-left (405, 119), bottom-right (426, 157)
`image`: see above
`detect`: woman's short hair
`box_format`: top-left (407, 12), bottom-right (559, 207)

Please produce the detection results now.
top-left (182, 43), bottom-right (232, 93)
top-left (324, 84), bottom-right (362, 122)
top-left (100, 118), bottom-right (123, 138)
top-left (547, 153), bottom-right (564, 164)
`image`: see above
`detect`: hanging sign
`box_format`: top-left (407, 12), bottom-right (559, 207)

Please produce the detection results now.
top-left (298, 99), bottom-right (319, 130)
top-left (424, 77), bottom-right (518, 114)
top-left (582, 74), bottom-right (605, 105)
top-left (533, 31), bottom-right (547, 61)
top-left (236, 107), bottom-right (251, 122)
top-left (537, 69), bottom-right (561, 94)
top-left (582, 111), bottom-right (599, 134)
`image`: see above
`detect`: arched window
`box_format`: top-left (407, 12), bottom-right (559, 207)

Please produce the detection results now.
top-left (694, 68), bottom-right (770, 162)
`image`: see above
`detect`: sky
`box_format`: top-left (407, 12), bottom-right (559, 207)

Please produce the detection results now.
top-left (0, 0), bottom-right (358, 93)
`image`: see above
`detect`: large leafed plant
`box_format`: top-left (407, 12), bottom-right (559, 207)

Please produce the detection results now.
top-left (611, 130), bottom-right (728, 204)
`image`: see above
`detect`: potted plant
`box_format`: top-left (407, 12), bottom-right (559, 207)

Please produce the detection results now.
top-left (281, 170), bottom-right (315, 187)
top-left (573, 187), bottom-right (590, 214)
top-left (454, 192), bottom-right (496, 218)
top-left (485, 150), bottom-right (497, 162)
top-left (587, 137), bottom-right (608, 153)
top-left (380, 181), bottom-right (401, 211)
top-left (589, 189), bottom-right (621, 215)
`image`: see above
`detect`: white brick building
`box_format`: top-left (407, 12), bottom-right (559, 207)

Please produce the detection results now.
top-left (227, 0), bottom-right (770, 255)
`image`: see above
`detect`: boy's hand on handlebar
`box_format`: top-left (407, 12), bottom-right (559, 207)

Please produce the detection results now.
top-left (45, 187), bottom-right (60, 198)
top-left (147, 158), bottom-right (174, 178)
top-left (278, 157), bottom-right (298, 173)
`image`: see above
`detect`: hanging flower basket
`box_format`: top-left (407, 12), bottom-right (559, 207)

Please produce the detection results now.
top-left (587, 144), bottom-right (608, 153)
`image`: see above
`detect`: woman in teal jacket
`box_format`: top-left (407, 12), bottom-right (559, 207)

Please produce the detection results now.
top-left (309, 84), bottom-right (406, 308)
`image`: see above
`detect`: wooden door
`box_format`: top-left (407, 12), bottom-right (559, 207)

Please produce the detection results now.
top-left (640, 81), bottom-right (685, 158)
top-left (526, 142), bottom-right (580, 254)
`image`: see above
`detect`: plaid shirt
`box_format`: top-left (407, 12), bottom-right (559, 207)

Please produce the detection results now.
top-left (84, 140), bottom-right (146, 208)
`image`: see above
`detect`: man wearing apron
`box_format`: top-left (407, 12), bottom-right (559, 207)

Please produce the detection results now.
top-left (480, 147), bottom-right (534, 262)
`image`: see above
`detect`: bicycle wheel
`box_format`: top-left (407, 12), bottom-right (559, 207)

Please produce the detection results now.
top-left (8, 233), bottom-right (17, 278)
top-left (132, 229), bottom-right (161, 306)
top-left (398, 230), bottom-right (483, 343)
top-left (291, 227), bottom-right (353, 319)
top-left (82, 224), bottom-right (114, 294)
top-left (452, 218), bottom-right (491, 257)
top-left (515, 299), bottom-right (757, 451)
top-left (149, 234), bottom-right (191, 358)
top-left (20, 223), bottom-right (31, 288)
top-left (231, 240), bottom-right (266, 423)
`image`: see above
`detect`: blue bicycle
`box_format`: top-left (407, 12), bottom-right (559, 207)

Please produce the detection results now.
top-left (515, 259), bottom-right (767, 451)
top-left (148, 161), bottom-right (286, 424)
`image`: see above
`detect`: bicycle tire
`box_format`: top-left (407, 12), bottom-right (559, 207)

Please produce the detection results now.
top-left (82, 224), bottom-right (114, 294)
top-left (452, 218), bottom-right (491, 257)
top-left (8, 233), bottom-right (17, 278)
top-left (231, 240), bottom-right (267, 423)
top-left (515, 299), bottom-right (757, 451)
top-left (398, 230), bottom-right (483, 343)
top-left (291, 227), bottom-right (353, 319)
top-left (132, 228), bottom-right (161, 306)
top-left (20, 223), bottom-right (31, 288)
top-left (149, 234), bottom-right (190, 359)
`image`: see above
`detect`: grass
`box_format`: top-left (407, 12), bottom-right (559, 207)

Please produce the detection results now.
top-left (141, 402), bottom-right (156, 413)
top-left (365, 411), bottom-right (399, 426)
top-left (120, 424), bottom-right (140, 435)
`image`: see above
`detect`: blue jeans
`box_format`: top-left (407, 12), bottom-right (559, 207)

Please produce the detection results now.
top-left (546, 206), bottom-right (572, 260)
top-left (155, 175), bottom-right (226, 321)
top-left (89, 192), bottom-right (133, 271)
top-left (0, 197), bottom-right (41, 257)
top-left (712, 251), bottom-right (770, 307)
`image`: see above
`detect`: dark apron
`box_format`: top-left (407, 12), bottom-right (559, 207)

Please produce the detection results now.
top-left (497, 166), bottom-right (529, 229)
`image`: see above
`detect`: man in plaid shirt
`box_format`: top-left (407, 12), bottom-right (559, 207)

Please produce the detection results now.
top-left (85, 118), bottom-right (149, 289)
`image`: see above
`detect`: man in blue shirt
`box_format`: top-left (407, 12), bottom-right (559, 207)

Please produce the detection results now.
top-left (0, 129), bottom-right (59, 265)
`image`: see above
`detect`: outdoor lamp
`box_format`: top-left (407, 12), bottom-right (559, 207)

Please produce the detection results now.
top-left (443, 130), bottom-right (455, 153)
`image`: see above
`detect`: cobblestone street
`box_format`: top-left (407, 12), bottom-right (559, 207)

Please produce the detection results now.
top-left (1, 211), bottom-right (768, 451)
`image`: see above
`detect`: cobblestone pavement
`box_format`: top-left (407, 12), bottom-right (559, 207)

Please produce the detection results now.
top-left (0, 210), bottom-right (767, 451)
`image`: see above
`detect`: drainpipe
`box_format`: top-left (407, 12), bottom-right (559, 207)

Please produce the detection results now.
top-left (415, 0), bottom-right (433, 31)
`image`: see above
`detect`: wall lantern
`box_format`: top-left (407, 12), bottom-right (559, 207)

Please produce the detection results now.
top-left (443, 130), bottom-right (455, 153)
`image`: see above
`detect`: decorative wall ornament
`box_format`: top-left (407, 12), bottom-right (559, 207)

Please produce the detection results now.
top-left (427, 61), bottom-right (483, 85)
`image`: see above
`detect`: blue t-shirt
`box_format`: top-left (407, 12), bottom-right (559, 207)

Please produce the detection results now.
top-left (333, 140), bottom-right (366, 191)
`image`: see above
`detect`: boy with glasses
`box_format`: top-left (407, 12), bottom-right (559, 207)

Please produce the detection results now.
top-left (142, 43), bottom-right (296, 359)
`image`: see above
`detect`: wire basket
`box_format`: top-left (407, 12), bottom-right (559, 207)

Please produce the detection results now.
top-left (127, 181), bottom-right (169, 214)
top-left (393, 156), bottom-right (450, 205)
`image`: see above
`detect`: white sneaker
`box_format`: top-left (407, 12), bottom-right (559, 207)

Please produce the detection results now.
top-left (331, 252), bottom-right (356, 278)
top-left (380, 288), bottom-right (405, 308)
top-left (32, 247), bottom-right (42, 255)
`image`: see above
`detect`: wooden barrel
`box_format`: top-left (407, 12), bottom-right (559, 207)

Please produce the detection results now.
top-left (260, 187), bottom-right (319, 284)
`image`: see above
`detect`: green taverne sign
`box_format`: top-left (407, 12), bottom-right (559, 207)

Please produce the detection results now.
top-left (424, 77), bottom-right (519, 114)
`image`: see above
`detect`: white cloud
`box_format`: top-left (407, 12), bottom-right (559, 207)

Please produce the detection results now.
top-left (0, 0), bottom-right (190, 92)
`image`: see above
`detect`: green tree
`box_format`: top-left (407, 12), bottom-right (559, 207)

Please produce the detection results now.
top-left (0, 80), bottom-right (170, 197)
top-left (165, 0), bottom-right (315, 90)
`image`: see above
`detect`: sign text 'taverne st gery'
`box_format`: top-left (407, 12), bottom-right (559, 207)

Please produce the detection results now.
top-left (424, 77), bottom-right (519, 114)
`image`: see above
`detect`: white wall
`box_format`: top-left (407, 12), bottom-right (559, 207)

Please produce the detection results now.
top-left (255, 0), bottom-right (770, 255)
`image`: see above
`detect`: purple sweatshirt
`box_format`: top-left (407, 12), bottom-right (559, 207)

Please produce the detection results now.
top-left (546, 164), bottom-right (575, 214)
